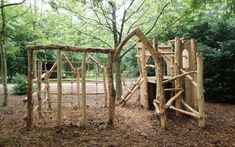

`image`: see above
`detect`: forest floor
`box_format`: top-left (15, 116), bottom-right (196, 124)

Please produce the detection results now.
top-left (0, 82), bottom-right (235, 146)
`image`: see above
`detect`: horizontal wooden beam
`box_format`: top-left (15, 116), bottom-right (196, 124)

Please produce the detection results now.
top-left (50, 92), bottom-right (105, 95)
top-left (162, 71), bottom-right (196, 84)
top-left (26, 44), bottom-right (114, 54)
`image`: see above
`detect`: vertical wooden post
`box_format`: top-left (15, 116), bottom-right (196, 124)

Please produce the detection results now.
top-left (34, 56), bottom-right (37, 79)
top-left (76, 68), bottom-right (80, 108)
top-left (153, 37), bottom-right (167, 129)
top-left (45, 71), bottom-right (51, 110)
top-left (141, 44), bottom-right (149, 109)
top-left (190, 38), bottom-right (198, 108)
top-left (82, 52), bottom-right (87, 127)
top-left (103, 68), bottom-right (108, 107)
top-left (107, 52), bottom-right (116, 128)
top-left (174, 36), bottom-right (182, 116)
top-left (26, 50), bottom-right (34, 130)
top-left (37, 61), bottom-right (43, 118)
top-left (197, 53), bottom-right (205, 127)
top-left (57, 49), bottom-right (62, 126)
top-left (184, 40), bottom-right (193, 108)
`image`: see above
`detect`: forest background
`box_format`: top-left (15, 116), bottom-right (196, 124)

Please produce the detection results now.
top-left (0, 0), bottom-right (234, 106)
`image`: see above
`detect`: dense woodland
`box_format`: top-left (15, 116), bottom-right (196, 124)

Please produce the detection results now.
top-left (0, 0), bottom-right (235, 106)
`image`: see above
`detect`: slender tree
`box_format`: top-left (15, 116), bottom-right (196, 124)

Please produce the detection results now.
top-left (0, 0), bottom-right (26, 106)
top-left (51, 0), bottom-right (171, 100)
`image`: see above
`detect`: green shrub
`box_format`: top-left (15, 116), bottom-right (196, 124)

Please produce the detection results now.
top-left (12, 73), bottom-right (27, 95)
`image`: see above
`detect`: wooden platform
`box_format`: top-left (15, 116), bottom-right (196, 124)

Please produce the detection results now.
top-left (147, 76), bottom-right (172, 83)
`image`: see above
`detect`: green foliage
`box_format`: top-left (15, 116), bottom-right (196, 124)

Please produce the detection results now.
top-left (12, 73), bottom-right (27, 95)
top-left (183, 18), bottom-right (235, 103)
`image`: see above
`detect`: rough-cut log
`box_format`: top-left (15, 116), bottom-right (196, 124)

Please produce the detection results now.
top-left (153, 37), bottom-right (166, 129)
top-left (103, 69), bottom-right (108, 107)
top-left (164, 88), bottom-right (182, 91)
top-left (197, 53), bottom-right (206, 127)
top-left (153, 100), bottom-right (161, 115)
top-left (76, 68), bottom-right (80, 108)
top-left (190, 38), bottom-right (198, 108)
top-left (33, 73), bottom-right (46, 82)
top-left (169, 106), bottom-right (200, 118)
top-left (180, 69), bottom-right (197, 87)
top-left (26, 50), bottom-right (34, 130)
top-left (37, 61), bottom-right (43, 119)
top-left (165, 90), bottom-right (184, 108)
top-left (181, 99), bottom-right (199, 115)
top-left (61, 52), bottom-right (76, 72)
top-left (170, 56), bottom-right (174, 76)
top-left (146, 64), bottom-right (155, 68)
top-left (162, 71), bottom-right (196, 84)
top-left (45, 71), bottom-right (52, 110)
top-left (89, 55), bottom-right (105, 69)
top-left (50, 92), bottom-right (105, 95)
top-left (48, 60), bottom-right (57, 78)
top-left (27, 44), bottom-right (114, 54)
top-left (107, 52), bottom-right (116, 128)
top-left (114, 30), bottom-right (137, 60)
top-left (159, 52), bottom-right (174, 55)
top-left (119, 77), bottom-right (141, 103)
top-left (120, 79), bottom-right (143, 106)
top-left (82, 52), bottom-right (88, 127)
top-left (174, 36), bottom-right (182, 115)
top-left (114, 28), bottom-right (166, 128)
top-left (57, 49), bottom-right (62, 126)
top-left (141, 43), bottom-right (149, 109)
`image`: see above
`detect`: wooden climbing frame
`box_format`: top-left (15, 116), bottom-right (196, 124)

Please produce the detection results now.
top-left (116, 28), bottom-right (206, 129)
top-left (26, 28), bottom-right (205, 131)
top-left (26, 45), bottom-right (114, 130)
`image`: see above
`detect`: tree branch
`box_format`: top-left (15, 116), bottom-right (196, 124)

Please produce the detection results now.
top-left (6, 9), bottom-right (28, 22)
top-left (120, 1), bottom-right (171, 59)
top-left (127, 7), bottom-right (149, 34)
top-left (145, 1), bottom-right (171, 35)
top-left (76, 29), bottom-right (112, 48)
top-left (120, 44), bottom-right (136, 59)
top-left (100, 3), bottom-right (113, 31)
top-left (0, 0), bottom-right (26, 9)
top-left (119, 0), bottom-right (135, 43)
top-left (124, 0), bottom-right (146, 22)
top-left (158, 9), bottom-right (194, 37)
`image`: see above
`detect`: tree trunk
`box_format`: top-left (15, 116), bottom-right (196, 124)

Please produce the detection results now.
top-left (1, 0), bottom-right (8, 106)
top-left (109, 2), bottom-right (122, 101)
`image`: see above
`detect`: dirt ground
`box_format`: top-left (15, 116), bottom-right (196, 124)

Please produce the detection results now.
top-left (0, 82), bottom-right (235, 146)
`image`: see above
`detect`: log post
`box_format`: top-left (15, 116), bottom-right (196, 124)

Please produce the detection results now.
top-left (107, 52), bottom-right (116, 128)
top-left (57, 49), bottom-right (62, 126)
top-left (197, 53), bottom-right (205, 127)
top-left (45, 71), bottom-right (52, 110)
top-left (76, 68), bottom-right (80, 108)
top-left (103, 68), bottom-right (108, 107)
top-left (190, 38), bottom-right (198, 108)
top-left (26, 50), bottom-right (34, 130)
top-left (37, 61), bottom-right (43, 119)
top-left (141, 44), bottom-right (149, 109)
top-left (153, 37), bottom-right (167, 129)
top-left (174, 36), bottom-right (182, 116)
top-left (82, 52), bottom-right (87, 127)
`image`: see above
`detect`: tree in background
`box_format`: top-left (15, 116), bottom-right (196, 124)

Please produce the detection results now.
top-left (0, 0), bottom-right (26, 106)
top-left (46, 0), bottom-right (172, 100)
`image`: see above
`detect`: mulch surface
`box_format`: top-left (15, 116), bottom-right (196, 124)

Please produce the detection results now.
top-left (0, 94), bottom-right (234, 147)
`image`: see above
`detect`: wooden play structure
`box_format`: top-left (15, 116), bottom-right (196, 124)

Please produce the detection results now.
top-left (119, 36), bottom-right (206, 128)
top-left (25, 27), bottom-right (205, 130)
